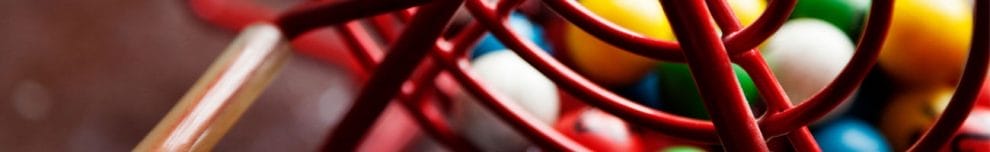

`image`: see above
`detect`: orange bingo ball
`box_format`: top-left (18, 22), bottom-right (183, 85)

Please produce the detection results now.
top-left (878, 0), bottom-right (973, 88)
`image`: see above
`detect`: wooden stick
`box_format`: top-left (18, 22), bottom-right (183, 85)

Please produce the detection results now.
top-left (134, 23), bottom-right (291, 152)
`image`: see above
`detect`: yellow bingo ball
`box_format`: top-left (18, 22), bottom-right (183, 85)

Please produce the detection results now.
top-left (566, 0), bottom-right (765, 86)
top-left (878, 0), bottom-right (972, 87)
top-left (880, 88), bottom-right (953, 151)
top-left (727, 0), bottom-right (766, 26)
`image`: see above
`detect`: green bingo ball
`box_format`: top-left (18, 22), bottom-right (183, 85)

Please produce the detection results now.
top-left (658, 63), bottom-right (760, 119)
top-left (661, 146), bottom-right (706, 152)
top-left (791, 0), bottom-right (871, 38)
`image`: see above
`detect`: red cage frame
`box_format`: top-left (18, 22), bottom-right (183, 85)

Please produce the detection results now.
top-left (146, 0), bottom-right (990, 151)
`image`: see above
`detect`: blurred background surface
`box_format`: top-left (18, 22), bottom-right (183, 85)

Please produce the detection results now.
top-left (0, 0), bottom-right (388, 151)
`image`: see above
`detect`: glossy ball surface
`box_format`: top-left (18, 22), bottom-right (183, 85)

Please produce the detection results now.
top-left (565, 0), bottom-right (673, 86)
top-left (452, 50), bottom-right (560, 151)
top-left (471, 12), bottom-right (550, 59)
top-left (726, 0), bottom-right (767, 26)
top-left (555, 109), bottom-right (641, 151)
top-left (813, 118), bottom-right (892, 152)
top-left (763, 19), bottom-right (856, 122)
top-left (565, 0), bottom-right (765, 87)
top-left (661, 146), bottom-right (707, 152)
top-left (878, 0), bottom-right (973, 88)
top-left (977, 76), bottom-right (990, 108)
top-left (657, 63), bottom-right (760, 119)
top-left (880, 88), bottom-right (954, 151)
top-left (942, 108), bottom-right (990, 151)
top-left (613, 71), bottom-right (662, 109)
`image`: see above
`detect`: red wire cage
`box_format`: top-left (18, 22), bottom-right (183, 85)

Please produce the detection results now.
top-left (135, 0), bottom-right (989, 151)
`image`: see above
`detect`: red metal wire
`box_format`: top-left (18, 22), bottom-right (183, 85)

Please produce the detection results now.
top-left (759, 0), bottom-right (895, 135)
top-left (658, 0), bottom-right (768, 150)
top-left (465, 0), bottom-right (724, 143)
top-left (335, 20), bottom-right (482, 151)
top-left (183, 0), bottom-right (990, 151)
top-left (540, 0), bottom-right (796, 63)
top-left (465, 0), bottom-right (838, 144)
top-left (275, 0), bottom-right (430, 39)
top-left (317, 0), bottom-right (463, 150)
top-left (353, 11), bottom-right (593, 151)
top-left (368, 14), bottom-right (402, 44)
top-left (703, 0), bottom-right (819, 150)
top-left (733, 54), bottom-right (821, 151)
top-left (433, 22), bottom-right (592, 151)
top-left (337, 22), bottom-right (382, 70)
top-left (719, 0), bottom-right (796, 55)
top-left (909, 0), bottom-right (990, 150)
top-left (432, 48), bottom-right (592, 151)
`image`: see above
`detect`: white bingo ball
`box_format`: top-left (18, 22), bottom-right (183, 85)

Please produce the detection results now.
top-left (763, 19), bottom-right (856, 123)
top-left (451, 50), bottom-right (560, 151)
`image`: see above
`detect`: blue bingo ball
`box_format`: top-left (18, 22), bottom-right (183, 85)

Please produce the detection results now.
top-left (614, 71), bottom-right (662, 109)
top-left (814, 118), bottom-right (892, 152)
top-left (471, 12), bottom-right (550, 59)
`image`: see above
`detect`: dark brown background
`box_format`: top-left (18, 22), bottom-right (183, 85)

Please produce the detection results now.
top-left (0, 0), bottom-right (407, 151)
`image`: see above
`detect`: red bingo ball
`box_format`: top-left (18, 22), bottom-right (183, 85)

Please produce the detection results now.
top-left (940, 107), bottom-right (990, 151)
top-left (555, 108), bottom-right (641, 151)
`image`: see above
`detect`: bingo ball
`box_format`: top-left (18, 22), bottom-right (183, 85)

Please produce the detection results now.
top-left (726, 0), bottom-right (767, 26)
top-left (813, 118), bottom-right (892, 152)
top-left (565, 0), bottom-right (673, 86)
top-left (638, 129), bottom-right (711, 151)
top-left (661, 146), bottom-right (707, 152)
top-left (878, 0), bottom-right (973, 87)
top-left (614, 71), bottom-right (662, 109)
top-left (977, 76), bottom-right (990, 108)
top-left (452, 50), bottom-right (560, 151)
top-left (941, 108), bottom-right (990, 151)
top-left (880, 88), bottom-right (954, 151)
top-left (763, 19), bottom-right (856, 122)
top-left (471, 12), bottom-right (550, 59)
top-left (566, 0), bottom-right (765, 87)
top-left (555, 108), bottom-right (641, 151)
top-left (790, 0), bottom-right (871, 37)
top-left (658, 63), bottom-right (760, 119)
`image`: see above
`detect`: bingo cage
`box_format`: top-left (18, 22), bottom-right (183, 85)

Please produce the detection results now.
top-left (133, 0), bottom-right (989, 151)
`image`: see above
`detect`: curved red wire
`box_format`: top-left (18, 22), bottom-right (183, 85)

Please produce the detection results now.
top-left (432, 48), bottom-right (591, 151)
top-left (320, 1), bottom-right (591, 150)
top-left (760, 0), bottom-right (894, 135)
top-left (659, 0), bottom-right (773, 150)
top-left (335, 21), bottom-right (481, 151)
top-left (703, 0), bottom-right (819, 151)
top-left (317, 0), bottom-right (464, 150)
top-left (186, 0), bottom-right (989, 150)
top-left (909, 0), bottom-right (989, 150)
top-left (461, 0), bottom-right (897, 146)
top-left (465, 0), bottom-right (725, 143)
top-left (540, 0), bottom-right (796, 62)
top-left (275, 0), bottom-right (431, 38)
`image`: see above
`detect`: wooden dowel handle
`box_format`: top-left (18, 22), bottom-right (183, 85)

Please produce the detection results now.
top-left (134, 23), bottom-right (291, 152)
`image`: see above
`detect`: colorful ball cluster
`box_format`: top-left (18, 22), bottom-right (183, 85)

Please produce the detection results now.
top-left (565, 0), bottom-right (765, 87)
